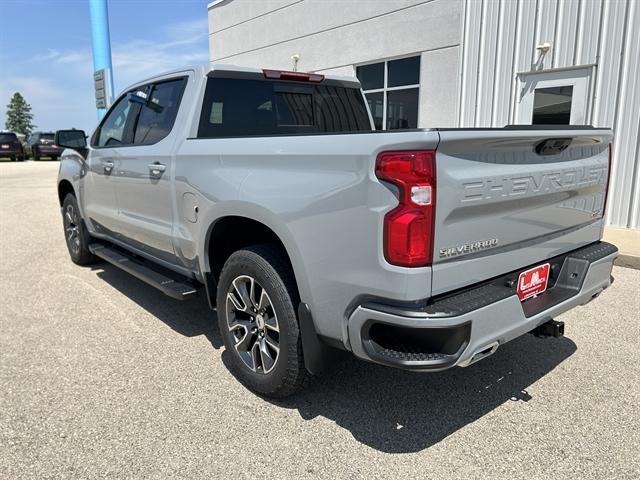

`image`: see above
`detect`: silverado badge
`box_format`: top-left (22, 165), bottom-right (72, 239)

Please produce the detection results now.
top-left (439, 238), bottom-right (499, 258)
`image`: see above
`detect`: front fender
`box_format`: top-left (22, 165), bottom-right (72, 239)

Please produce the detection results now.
top-left (57, 149), bottom-right (86, 212)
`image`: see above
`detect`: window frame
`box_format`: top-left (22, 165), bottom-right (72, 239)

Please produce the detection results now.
top-left (356, 54), bottom-right (421, 130)
top-left (91, 75), bottom-right (188, 149)
top-left (131, 76), bottom-right (188, 146)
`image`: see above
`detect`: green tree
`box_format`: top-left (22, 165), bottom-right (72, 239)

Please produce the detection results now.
top-left (5, 92), bottom-right (35, 136)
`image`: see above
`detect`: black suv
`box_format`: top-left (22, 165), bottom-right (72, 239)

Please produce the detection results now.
top-left (26, 132), bottom-right (64, 160)
top-left (0, 132), bottom-right (25, 161)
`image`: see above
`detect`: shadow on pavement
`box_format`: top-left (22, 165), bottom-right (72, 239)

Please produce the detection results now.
top-left (270, 333), bottom-right (576, 453)
top-left (94, 264), bottom-right (223, 349)
top-left (93, 261), bottom-right (576, 454)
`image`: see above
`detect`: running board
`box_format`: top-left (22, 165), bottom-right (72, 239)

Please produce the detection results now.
top-left (89, 243), bottom-right (198, 300)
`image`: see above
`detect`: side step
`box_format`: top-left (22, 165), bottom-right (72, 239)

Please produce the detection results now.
top-left (89, 243), bottom-right (198, 300)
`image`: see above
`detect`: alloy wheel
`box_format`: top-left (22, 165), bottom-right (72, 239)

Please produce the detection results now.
top-left (64, 204), bottom-right (81, 256)
top-left (225, 275), bottom-right (280, 374)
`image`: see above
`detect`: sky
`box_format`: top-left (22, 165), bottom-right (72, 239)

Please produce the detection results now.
top-left (0, 0), bottom-right (210, 134)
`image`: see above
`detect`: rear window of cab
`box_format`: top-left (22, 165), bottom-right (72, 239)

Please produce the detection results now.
top-left (197, 77), bottom-right (371, 138)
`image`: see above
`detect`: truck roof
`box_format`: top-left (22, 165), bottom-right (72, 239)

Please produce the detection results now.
top-left (121, 63), bottom-right (361, 95)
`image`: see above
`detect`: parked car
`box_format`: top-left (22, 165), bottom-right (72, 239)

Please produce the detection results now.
top-left (0, 132), bottom-right (25, 161)
top-left (55, 64), bottom-right (617, 398)
top-left (26, 132), bottom-right (63, 160)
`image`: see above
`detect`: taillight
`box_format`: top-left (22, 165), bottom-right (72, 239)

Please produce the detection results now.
top-left (262, 69), bottom-right (324, 83)
top-left (376, 150), bottom-right (436, 267)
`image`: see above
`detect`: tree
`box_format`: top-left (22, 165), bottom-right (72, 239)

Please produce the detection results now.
top-left (5, 92), bottom-right (35, 136)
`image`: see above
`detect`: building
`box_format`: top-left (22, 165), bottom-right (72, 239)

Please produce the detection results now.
top-left (208, 0), bottom-right (639, 237)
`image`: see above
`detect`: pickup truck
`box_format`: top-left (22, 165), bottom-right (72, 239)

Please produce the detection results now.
top-left (56, 64), bottom-right (617, 397)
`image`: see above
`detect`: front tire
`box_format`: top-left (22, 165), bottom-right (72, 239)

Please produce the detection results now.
top-left (61, 194), bottom-right (96, 265)
top-left (216, 245), bottom-right (309, 397)
top-left (33, 148), bottom-right (40, 161)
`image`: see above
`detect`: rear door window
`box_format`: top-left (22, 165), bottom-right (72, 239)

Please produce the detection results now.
top-left (198, 77), bottom-right (370, 137)
top-left (133, 77), bottom-right (187, 145)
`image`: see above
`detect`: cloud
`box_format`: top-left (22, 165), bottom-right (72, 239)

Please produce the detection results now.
top-left (165, 17), bottom-right (209, 42)
top-left (0, 17), bottom-right (209, 133)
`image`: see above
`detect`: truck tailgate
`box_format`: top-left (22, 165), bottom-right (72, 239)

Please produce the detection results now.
top-left (432, 128), bottom-right (612, 295)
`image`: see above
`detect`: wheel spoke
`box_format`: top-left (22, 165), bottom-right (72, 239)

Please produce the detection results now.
top-left (263, 335), bottom-right (279, 354)
top-left (231, 277), bottom-right (256, 312)
top-left (257, 289), bottom-right (270, 311)
top-left (66, 205), bottom-right (77, 223)
top-left (264, 314), bottom-right (278, 332)
top-left (227, 291), bottom-right (245, 312)
top-left (238, 350), bottom-right (256, 372)
top-left (235, 330), bottom-right (255, 352)
top-left (228, 318), bottom-right (251, 334)
top-left (250, 341), bottom-right (261, 372)
top-left (259, 337), bottom-right (277, 372)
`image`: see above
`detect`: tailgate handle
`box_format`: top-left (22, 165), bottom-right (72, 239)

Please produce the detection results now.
top-left (535, 138), bottom-right (572, 156)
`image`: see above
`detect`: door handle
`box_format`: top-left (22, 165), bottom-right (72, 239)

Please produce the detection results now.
top-left (103, 161), bottom-right (114, 174)
top-left (148, 163), bottom-right (166, 177)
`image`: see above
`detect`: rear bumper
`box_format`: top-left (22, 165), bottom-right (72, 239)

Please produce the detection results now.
top-left (347, 241), bottom-right (618, 371)
top-left (35, 146), bottom-right (63, 155)
top-left (0, 148), bottom-right (23, 156)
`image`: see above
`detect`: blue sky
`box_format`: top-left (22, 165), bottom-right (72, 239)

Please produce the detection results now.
top-left (0, 0), bottom-right (210, 133)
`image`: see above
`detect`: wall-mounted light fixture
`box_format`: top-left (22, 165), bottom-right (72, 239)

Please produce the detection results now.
top-left (535, 42), bottom-right (552, 54)
top-left (291, 54), bottom-right (300, 72)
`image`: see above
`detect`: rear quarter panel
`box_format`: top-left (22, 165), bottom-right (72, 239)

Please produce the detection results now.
top-left (174, 131), bottom-right (440, 344)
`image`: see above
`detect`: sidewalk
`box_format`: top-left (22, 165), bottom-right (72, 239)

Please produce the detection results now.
top-left (603, 227), bottom-right (640, 269)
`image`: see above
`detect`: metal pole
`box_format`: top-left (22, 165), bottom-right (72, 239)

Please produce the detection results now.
top-left (89, 0), bottom-right (115, 120)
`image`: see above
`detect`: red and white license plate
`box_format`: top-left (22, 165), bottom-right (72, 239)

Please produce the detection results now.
top-left (517, 263), bottom-right (550, 301)
top-left (1, 144), bottom-right (9, 149)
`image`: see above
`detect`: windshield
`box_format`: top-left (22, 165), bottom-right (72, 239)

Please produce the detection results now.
top-left (41, 134), bottom-right (55, 140)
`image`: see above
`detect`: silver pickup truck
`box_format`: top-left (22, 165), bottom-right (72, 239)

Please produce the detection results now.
top-left (56, 64), bottom-right (617, 397)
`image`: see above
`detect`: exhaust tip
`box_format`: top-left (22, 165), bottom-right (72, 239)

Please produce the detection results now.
top-left (459, 341), bottom-right (499, 367)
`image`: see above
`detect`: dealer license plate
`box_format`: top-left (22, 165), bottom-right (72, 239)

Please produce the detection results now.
top-left (517, 263), bottom-right (550, 301)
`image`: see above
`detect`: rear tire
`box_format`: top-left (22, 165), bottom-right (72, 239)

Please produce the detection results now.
top-left (61, 194), bottom-right (96, 266)
top-left (216, 245), bottom-right (309, 397)
top-left (33, 148), bottom-right (40, 161)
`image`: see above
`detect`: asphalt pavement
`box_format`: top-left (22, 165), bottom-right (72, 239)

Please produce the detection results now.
top-left (1, 160), bottom-right (639, 479)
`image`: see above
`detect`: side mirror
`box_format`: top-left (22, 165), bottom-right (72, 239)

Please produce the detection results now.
top-left (55, 129), bottom-right (87, 150)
